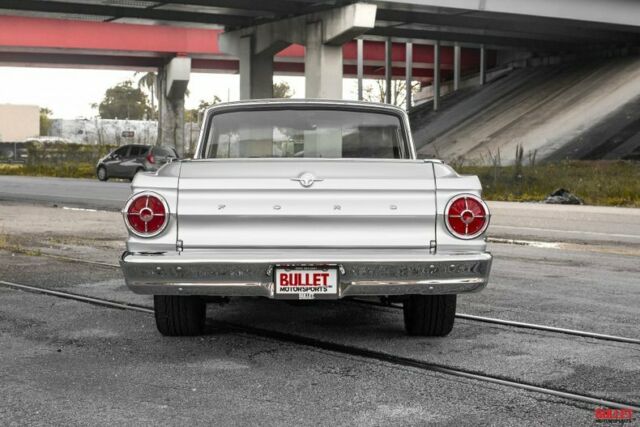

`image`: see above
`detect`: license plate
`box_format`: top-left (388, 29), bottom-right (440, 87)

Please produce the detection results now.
top-left (274, 266), bottom-right (339, 300)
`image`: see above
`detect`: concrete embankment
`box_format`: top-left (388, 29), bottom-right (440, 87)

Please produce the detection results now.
top-left (412, 57), bottom-right (640, 164)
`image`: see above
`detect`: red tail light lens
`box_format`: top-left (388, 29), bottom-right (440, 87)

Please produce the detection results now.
top-left (124, 192), bottom-right (168, 237)
top-left (146, 153), bottom-right (155, 164)
top-left (445, 194), bottom-right (489, 239)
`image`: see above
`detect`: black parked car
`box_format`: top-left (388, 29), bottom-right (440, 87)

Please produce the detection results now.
top-left (96, 144), bottom-right (178, 181)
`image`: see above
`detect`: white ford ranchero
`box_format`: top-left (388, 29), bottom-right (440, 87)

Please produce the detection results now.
top-left (120, 99), bottom-right (492, 337)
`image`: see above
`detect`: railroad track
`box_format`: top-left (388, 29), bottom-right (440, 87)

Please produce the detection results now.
top-left (33, 252), bottom-right (640, 346)
top-left (351, 299), bottom-right (640, 345)
top-left (1, 279), bottom-right (638, 413)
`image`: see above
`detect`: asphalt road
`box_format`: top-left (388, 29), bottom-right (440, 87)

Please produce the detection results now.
top-left (1, 175), bottom-right (639, 246)
top-left (0, 175), bottom-right (130, 210)
top-left (2, 247), bottom-right (638, 425)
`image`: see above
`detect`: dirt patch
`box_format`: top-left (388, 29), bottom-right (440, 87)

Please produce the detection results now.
top-left (0, 201), bottom-right (124, 264)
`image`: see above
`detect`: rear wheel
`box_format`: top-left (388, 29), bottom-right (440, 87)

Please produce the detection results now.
top-left (403, 294), bottom-right (457, 337)
top-left (97, 166), bottom-right (108, 181)
top-left (153, 295), bottom-right (206, 336)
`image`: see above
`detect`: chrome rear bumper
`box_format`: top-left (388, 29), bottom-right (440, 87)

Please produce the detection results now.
top-left (120, 249), bottom-right (492, 298)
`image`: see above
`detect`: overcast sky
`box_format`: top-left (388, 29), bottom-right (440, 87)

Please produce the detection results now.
top-left (0, 66), bottom-right (363, 119)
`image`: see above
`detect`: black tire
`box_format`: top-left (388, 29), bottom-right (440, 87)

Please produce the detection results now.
top-left (153, 295), bottom-right (206, 336)
top-left (97, 166), bottom-right (108, 181)
top-left (403, 294), bottom-right (457, 337)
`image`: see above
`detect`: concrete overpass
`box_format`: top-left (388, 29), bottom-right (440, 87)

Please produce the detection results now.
top-left (3, 0), bottom-right (639, 44)
top-left (1, 0), bottom-right (639, 154)
top-left (0, 15), bottom-right (484, 80)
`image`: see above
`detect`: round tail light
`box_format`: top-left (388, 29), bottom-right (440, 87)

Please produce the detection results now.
top-left (445, 194), bottom-right (489, 239)
top-left (124, 192), bottom-right (168, 237)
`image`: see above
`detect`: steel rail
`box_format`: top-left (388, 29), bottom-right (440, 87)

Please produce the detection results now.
top-left (0, 280), bottom-right (153, 314)
top-left (1, 279), bottom-right (638, 412)
top-left (36, 253), bottom-right (122, 269)
top-left (456, 312), bottom-right (640, 345)
top-left (352, 299), bottom-right (640, 345)
top-left (25, 253), bottom-right (640, 346)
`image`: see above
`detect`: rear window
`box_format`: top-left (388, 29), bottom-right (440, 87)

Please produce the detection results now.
top-left (201, 108), bottom-right (407, 159)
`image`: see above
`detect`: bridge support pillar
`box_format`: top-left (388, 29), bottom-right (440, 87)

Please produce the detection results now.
top-left (384, 38), bottom-right (392, 104)
top-left (480, 44), bottom-right (487, 86)
top-left (305, 22), bottom-right (343, 99)
top-left (433, 41), bottom-right (440, 111)
top-left (453, 43), bottom-right (461, 91)
top-left (238, 37), bottom-right (274, 99)
top-left (157, 56), bottom-right (190, 156)
top-left (357, 39), bottom-right (364, 100)
top-left (220, 2), bottom-right (376, 100)
top-left (405, 42), bottom-right (413, 111)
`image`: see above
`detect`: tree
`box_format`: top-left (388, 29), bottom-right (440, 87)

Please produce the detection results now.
top-left (273, 81), bottom-right (294, 98)
top-left (39, 108), bottom-right (53, 136)
top-left (363, 79), bottom-right (421, 109)
top-left (136, 72), bottom-right (157, 119)
top-left (185, 96), bottom-right (222, 123)
top-left (97, 80), bottom-right (152, 120)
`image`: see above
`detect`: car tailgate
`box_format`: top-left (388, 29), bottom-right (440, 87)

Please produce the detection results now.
top-left (177, 159), bottom-right (436, 249)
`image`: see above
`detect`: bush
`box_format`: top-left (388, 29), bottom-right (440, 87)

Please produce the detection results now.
top-left (25, 141), bottom-right (117, 166)
top-left (0, 162), bottom-right (95, 179)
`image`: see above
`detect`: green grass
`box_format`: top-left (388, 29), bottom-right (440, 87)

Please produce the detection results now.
top-left (458, 160), bottom-right (640, 207)
top-left (0, 163), bottom-right (95, 179)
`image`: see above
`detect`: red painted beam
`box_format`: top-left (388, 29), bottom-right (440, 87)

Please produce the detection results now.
top-left (0, 15), bottom-right (221, 55)
top-left (0, 15), bottom-right (311, 59)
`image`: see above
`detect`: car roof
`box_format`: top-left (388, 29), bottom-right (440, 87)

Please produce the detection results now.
top-left (204, 98), bottom-right (406, 116)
